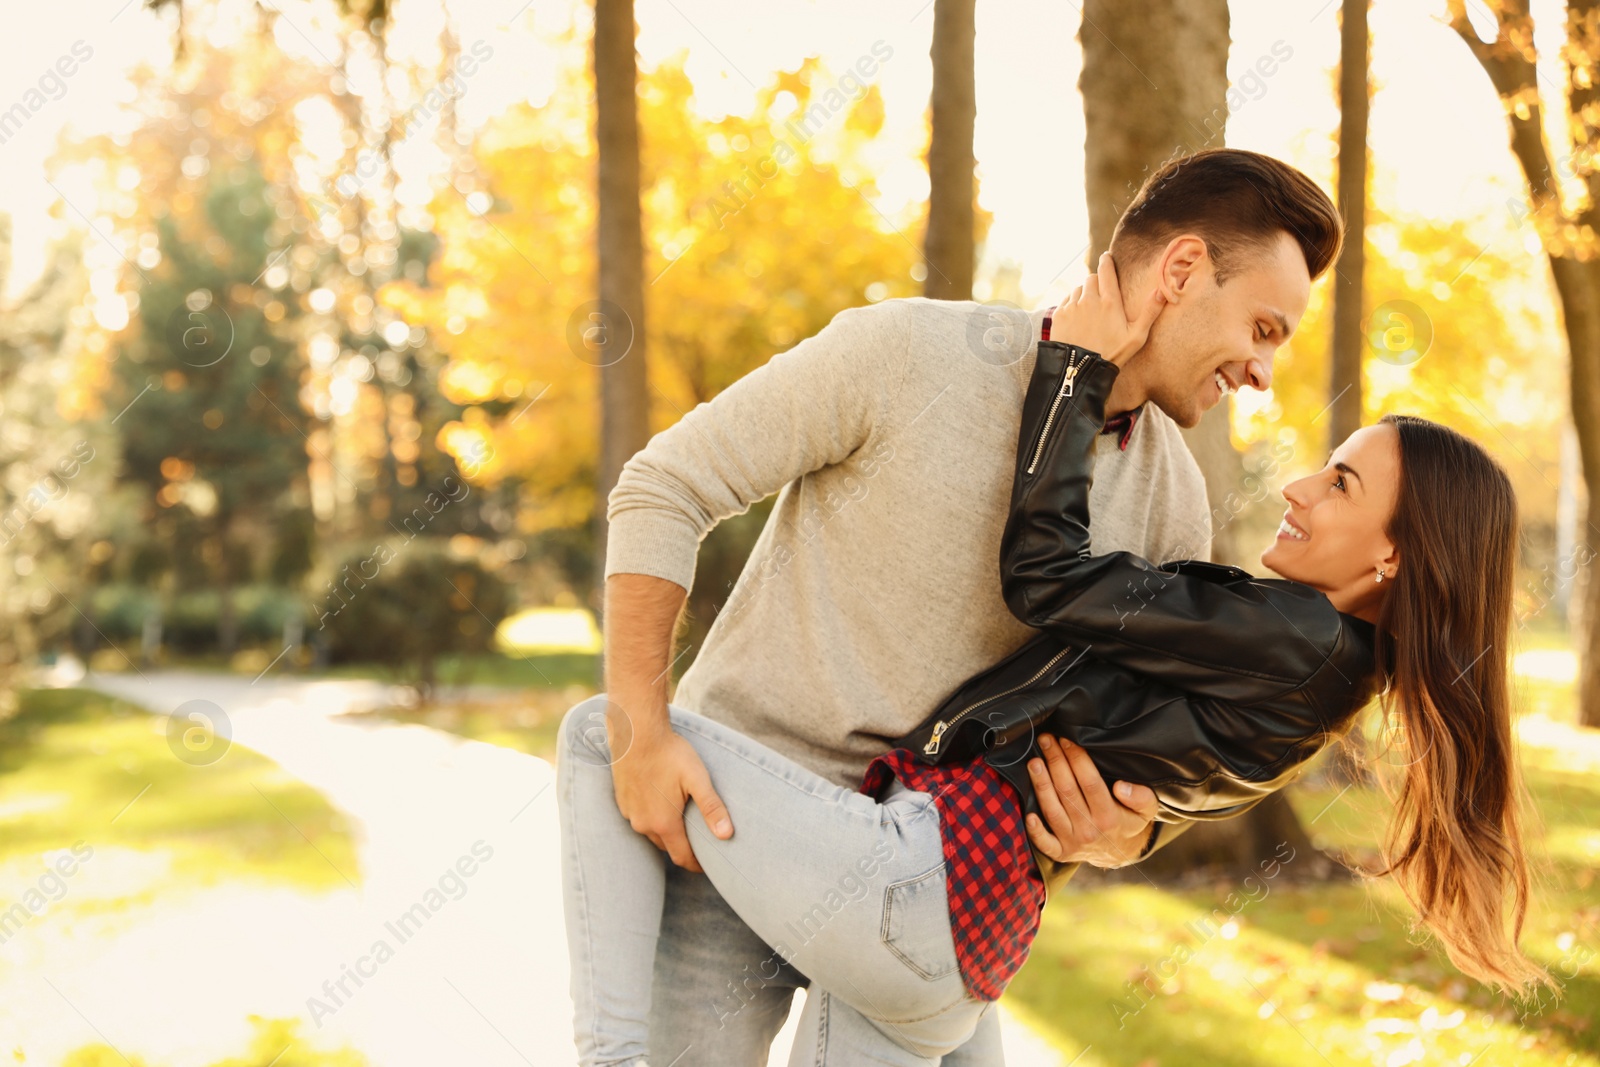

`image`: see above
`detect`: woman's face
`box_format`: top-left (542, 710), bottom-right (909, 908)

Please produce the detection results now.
top-left (1260, 424), bottom-right (1401, 619)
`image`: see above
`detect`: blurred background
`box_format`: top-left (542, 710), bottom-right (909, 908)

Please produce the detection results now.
top-left (0, 0), bottom-right (1597, 1064)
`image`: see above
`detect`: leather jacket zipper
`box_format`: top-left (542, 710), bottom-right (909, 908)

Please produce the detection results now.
top-left (1024, 348), bottom-right (1086, 475)
top-left (923, 644), bottom-right (1077, 756)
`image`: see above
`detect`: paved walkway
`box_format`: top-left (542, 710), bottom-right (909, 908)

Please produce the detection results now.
top-left (18, 671), bottom-right (1064, 1066)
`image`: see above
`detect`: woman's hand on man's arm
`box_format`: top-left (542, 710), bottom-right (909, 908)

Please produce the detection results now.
top-left (1024, 733), bottom-right (1161, 870)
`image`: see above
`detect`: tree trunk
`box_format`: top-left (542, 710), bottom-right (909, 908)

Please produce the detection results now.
top-left (1131, 791), bottom-right (1339, 883)
top-left (1446, 0), bottom-right (1600, 728)
top-left (1322, 0), bottom-right (1374, 786)
top-left (1560, 262), bottom-right (1600, 728)
top-left (593, 0), bottom-right (653, 682)
top-left (1081, 0), bottom-right (1329, 876)
top-left (924, 0), bottom-right (976, 301)
top-left (1178, 409), bottom-right (1239, 565)
top-left (1081, 0), bottom-right (1240, 568)
top-left (216, 514), bottom-right (238, 655)
top-left (1080, 0), bottom-right (1230, 261)
top-left (1327, 0), bottom-right (1368, 449)
top-left (217, 578), bottom-right (237, 655)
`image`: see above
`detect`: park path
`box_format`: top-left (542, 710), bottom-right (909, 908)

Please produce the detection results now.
top-left (35, 671), bottom-right (1064, 1067)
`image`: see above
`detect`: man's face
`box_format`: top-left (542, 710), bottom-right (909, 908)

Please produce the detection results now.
top-left (1127, 231), bottom-right (1312, 429)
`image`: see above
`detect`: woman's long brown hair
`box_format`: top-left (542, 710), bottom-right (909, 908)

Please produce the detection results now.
top-left (1363, 414), bottom-right (1554, 995)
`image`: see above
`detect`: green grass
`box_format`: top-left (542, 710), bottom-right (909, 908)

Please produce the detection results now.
top-left (1006, 711), bottom-right (1600, 1067)
top-left (62, 1015), bottom-right (368, 1066)
top-left (317, 651), bottom-right (597, 762)
top-left (311, 631), bottom-right (1600, 1065)
top-left (324, 650), bottom-right (601, 691)
top-left (93, 646), bottom-right (604, 694)
top-left (0, 688), bottom-right (358, 895)
top-left (343, 678), bottom-right (587, 763)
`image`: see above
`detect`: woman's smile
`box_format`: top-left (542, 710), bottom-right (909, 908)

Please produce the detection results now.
top-left (1275, 512), bottom-right (1309, 542)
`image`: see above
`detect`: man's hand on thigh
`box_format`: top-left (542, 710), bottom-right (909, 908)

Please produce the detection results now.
top-left (1023, 733), bottom-right (1160, 869)
top-left (609, 702), bottom-right (732, 873)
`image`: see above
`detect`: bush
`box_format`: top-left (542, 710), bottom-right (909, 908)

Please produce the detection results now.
top-left (89, 584), bottom-right (162, 643)
top-left (85, 584), bottom-right (308, 653)
top-left (317, 540), bottom-right (511, 693)
top-left (237, 586), bottom-right (310, 643)
top-left (164, 589), bottom-right (223, 652)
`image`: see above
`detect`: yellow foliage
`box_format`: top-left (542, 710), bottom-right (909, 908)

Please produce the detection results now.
top-left (383, 43), bottom-right (936, 535)
top-left (1235, 208), bottom-right (1566, 528)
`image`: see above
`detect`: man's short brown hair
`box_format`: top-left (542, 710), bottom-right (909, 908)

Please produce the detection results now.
top-left (1110, 148), bottom-right (1343, 285)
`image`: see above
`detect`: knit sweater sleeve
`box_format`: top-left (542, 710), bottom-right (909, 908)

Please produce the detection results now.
top-left (604, 301), bottom-right (912, 593)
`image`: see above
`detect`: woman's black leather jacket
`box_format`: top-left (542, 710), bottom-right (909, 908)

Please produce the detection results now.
top-left (891, 340), bottom-right (1387, 896)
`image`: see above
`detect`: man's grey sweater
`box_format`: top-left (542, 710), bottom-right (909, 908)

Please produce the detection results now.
top-left (605, 297), bottom-right (1213, 790)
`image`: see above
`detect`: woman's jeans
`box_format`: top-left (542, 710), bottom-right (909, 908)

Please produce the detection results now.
top-left (557, 696), bottom-right (995, 1066)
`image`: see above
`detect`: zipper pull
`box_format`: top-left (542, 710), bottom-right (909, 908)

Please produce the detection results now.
top-left (1060, 363), bottom-right (1079, 398)
top-left (923, 721), bottom-right (948, 756)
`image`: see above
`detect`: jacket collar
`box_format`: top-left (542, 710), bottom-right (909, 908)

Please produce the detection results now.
top-left (1028, 305), bottom-right (1144, 452)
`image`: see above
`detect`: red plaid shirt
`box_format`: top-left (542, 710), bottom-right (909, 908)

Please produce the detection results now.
top-left (859, 750), bottom-right (1044, 1000)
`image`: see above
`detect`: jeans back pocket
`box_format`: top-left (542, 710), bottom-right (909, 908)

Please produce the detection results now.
top-left (880, 863), bottom-right (960, 981)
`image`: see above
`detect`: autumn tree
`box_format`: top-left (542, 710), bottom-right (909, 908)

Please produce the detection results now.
top-left (1327, 0), bottom-right (1370, 447)
top-left (55, 45), bottom-right (326, 653)
top-left (114, 160), bottom-right (312, 653)
top-left (924, 0), bottom-right (977, 300)
top-left (383, 49), bottom-right (921, 656)
top-left (593, 0), bottom-right (651, 621)
top-left (275, 2), bottom-right (497, 553)
top-left (1324, 0), bottom-right (1373, 784)
top-left (1081, 0), bottom-right (1245, 568)
top-left (1080, 0), bottom-right (1324, 876)
top-left (1447, 0), bottom-right (1600, 728)
top-left (0, 223), bottom-right (116, 696)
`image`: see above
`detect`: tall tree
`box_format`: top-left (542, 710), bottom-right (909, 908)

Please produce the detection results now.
top-left (1324, 0), bottom-right (1374, 785)
top-left (1081, 0), bottom-right (1243, 567)
top-left (1447, 0), bottom-right (1600, 728)
top-left (1327, 0), bottom-right (1369, 448)
top-left (134, 1), bottom-right (493, 636)
top-left (386, 55), bottom-right (921, 663)
top-left (1080, 0), bottom-right (1320, 876)
top-left (0, 224), bottom-right (114, 699)
top-left (593, 0), bottom-right (652, 623)
top-left (924, 0), bottom-right (977, 300)
top-left (55, 45), bottom-right (323, 655)
top-left (114, 162), bottom-right (312, 654)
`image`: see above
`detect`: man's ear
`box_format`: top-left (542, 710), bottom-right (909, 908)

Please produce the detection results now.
top-left (1156, 235), bottom-right (1210, 301)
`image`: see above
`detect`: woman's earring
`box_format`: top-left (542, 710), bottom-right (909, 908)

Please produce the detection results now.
top-left (1375, 567), bottom-right (1386, 584)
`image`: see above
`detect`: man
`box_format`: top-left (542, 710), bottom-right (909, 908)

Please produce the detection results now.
top-left (588, 147), bottom-right (1341, 1065)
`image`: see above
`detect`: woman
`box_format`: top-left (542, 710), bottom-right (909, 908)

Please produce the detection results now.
top-left (557, 258), bottom-right (1551, 1066)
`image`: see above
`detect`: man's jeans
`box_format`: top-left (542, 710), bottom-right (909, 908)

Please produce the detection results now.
top-left (557, 695), bottom-right (1010, 1066)
top-left (649, 865), bottom-right (1007, 1066)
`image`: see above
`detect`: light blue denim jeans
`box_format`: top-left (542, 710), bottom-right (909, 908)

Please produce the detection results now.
top-left (557, 695), bottom-right (999, 1066)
